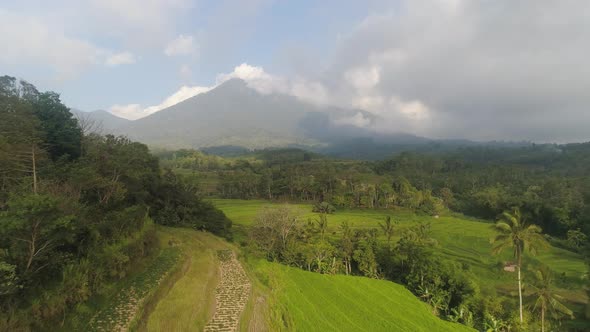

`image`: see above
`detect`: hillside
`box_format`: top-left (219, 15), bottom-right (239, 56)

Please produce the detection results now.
top-left (71, 109), bottom-right (131, 134)
top-left (250, 260), bottom-right (474, 331)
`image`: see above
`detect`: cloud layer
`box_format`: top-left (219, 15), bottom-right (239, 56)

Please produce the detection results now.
top-left (6, 0), bottom-right (590, 142)
top-left (319, 0), bottom-right (590, 142)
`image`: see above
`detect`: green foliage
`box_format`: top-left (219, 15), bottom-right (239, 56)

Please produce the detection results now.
top-left (528, 266), bottom-right (574, 331)
top-left (312, 201), bottom-right (336, 214)
top-left (0, 77), bottom-right (231, 329)
top-left (32, 92), bottom-right (82, 160)
top-left (0, 194), bottom-right (75, 277)
top-left (163, 145), bottom-right (590, 242)
top-left (150, 170), bottom-right (231, 236)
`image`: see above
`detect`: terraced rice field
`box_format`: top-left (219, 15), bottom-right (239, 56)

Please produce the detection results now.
top-left (250, 260), bottom-right (474, 331)
top-left (211, 199), bottom-right (588, 317)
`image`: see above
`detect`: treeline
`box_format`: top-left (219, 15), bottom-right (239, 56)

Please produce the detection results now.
top-left (158, 145), bottom-right (590, 242)
top-left (0, 76), bottom-right (230, 330)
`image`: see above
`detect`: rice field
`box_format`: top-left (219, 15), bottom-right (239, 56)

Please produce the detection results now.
top-left (249, 259), bottom-right (475, 331)
top-left (211, 199), bottom-right (588, 310)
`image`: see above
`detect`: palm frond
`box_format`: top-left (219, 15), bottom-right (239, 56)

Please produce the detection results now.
top-left (549, 298), bottom-right (574, 318)
top-left (492, 222), bottom-right (512, 234)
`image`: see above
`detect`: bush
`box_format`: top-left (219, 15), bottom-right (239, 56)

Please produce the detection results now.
top-left (312, 202), bottom-right (336, 214)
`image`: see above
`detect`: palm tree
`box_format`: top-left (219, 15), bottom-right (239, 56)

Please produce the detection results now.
top-left (491, 208), bottom-right (548, 324)
top-left (379, 216), bottom-right (395, 249)
top-left (529, 266), bottom-right (573, 332)
top-left (316, 213), bottom-right (328, 241)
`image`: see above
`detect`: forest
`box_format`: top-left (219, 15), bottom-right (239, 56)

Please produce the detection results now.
top-left (158, 144), bottom-right (590, 241)
top-left (0, 76), bottom-right (231, 330)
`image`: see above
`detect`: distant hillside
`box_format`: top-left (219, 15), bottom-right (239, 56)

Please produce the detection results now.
top-left (71, 109), bottom-right (130, 134)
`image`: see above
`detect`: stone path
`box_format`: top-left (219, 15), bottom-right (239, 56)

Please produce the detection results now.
top-left (204, 250), bottom-right (251, 332)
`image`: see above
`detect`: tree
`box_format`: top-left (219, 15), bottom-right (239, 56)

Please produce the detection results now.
top-left (315, 213), bottom-right (328, 241)
top-left (250, 206), bottom-right (304, 260)
top-left (32, 92), bottom-right (82, 160)
top-left (379, 216), bottom-right (395, 250)
top-left (491, 208), bottom-right (548, 324)
top-left (310, 241), bottom-right (335, 273)
top-left (0, 94), bottom-right (45, 195)
top-left (0, 194), bottom-right (74, 275)
top-left (528, 266), bottom-right (573, 332)
top-left (339, 221), bottom-right (354, 275)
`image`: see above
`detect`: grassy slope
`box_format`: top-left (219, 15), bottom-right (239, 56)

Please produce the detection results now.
top-left (144, 227), bottom-right (237, 331)
top-left (140, 227), bottom-right (473, 332)
top-left (250, 260), bottom-right (474, 332)
top-left (211, 199), bottom-right (587, 309)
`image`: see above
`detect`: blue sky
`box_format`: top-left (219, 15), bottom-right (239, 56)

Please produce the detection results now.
top-left (1, 1), bottom-right (590, 142)
top-left (0, 0), bottom-right (375, 111)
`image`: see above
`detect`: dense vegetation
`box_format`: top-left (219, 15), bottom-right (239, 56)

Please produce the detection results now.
top-left (0, 76), bottom-right (231, 330)
top-left (159, 145), bottom-right (590, 241)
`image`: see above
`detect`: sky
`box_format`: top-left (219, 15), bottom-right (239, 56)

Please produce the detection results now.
top-left (1, 0), bottom-right (589, 143)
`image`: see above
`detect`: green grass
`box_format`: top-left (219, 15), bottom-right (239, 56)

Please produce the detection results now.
top-left (145, 227), bottom-right (239, 331)
top-left (211, 199), bottom-right (587, 310)
top-left (249, 259), bottom-right (474, 331)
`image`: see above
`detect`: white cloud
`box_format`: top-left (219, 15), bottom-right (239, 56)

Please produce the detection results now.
top-left (89, 0), bottom-right (194, 46)
top-left (165, 34), bottom-right (197, 56)
top-left (344, 66), bottom-right (380, 91)
top-left (108, 104), bottom-right (144, 120)
top-left (109, 85), bottom-right (211, 120)
top-left (0, 10), bottom-right (103, 78)
top-left (105, 52), bottom-right (136, 66)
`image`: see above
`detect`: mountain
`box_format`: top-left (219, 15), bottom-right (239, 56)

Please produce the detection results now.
top-left (112, 78), bottom-right (513, 158)
top-left (118, 79), bottom-right (321, 149)
top-left (71, 109), bottom-right (130, 134)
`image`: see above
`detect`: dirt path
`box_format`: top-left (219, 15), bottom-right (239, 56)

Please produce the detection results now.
top-left (204, 250), bottom-right (251, 332)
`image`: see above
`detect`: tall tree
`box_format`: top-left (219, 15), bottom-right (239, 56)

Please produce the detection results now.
top-left (316, 213), bottom-right (328, 241)
top-left (339, 221), bottom-right (354, 275)
top-left (32, 92), bottom-right (82, 160)
top-left (0, 93), bottom-right (45, 195)
top-left (528, 266), bottom-right (573, 332)
top-left (379, 216), bottom-right (395, 250)
top-left (491, 208), bottom-right (548, 324)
